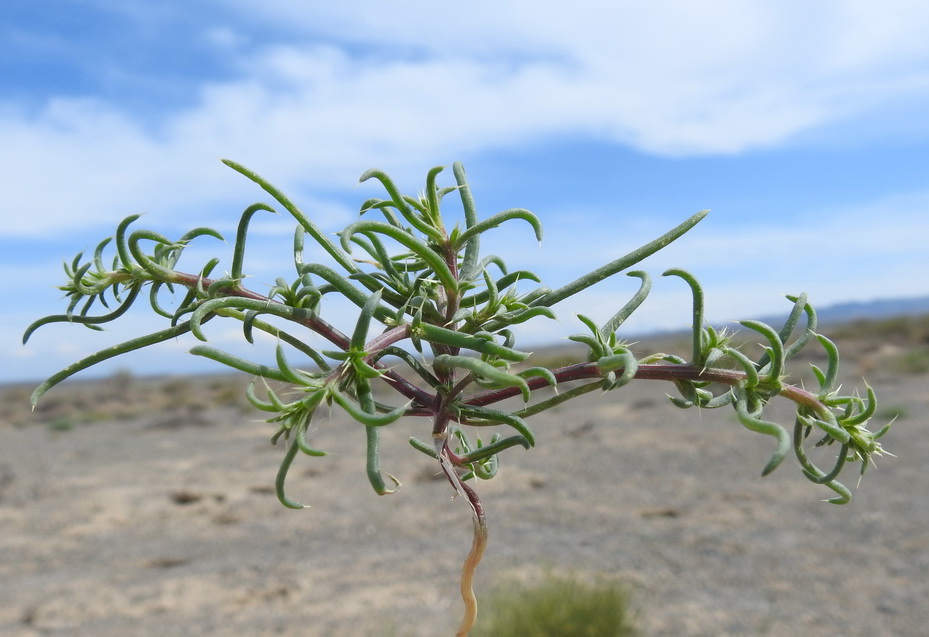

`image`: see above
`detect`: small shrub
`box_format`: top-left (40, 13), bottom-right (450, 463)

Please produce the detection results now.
top-left (878, 405), bottom-right (907, 421)
top-left (24, 159), bottom-right (890, 635)
top-left (888, 347), bottom-right (929, 375)
top-left (474, 572), bottom-right (638, 637)
top-left (47, 416), bottom-right (75, 432)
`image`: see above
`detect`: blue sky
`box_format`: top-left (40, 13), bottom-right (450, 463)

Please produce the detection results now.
top-left (3, 1), bottom-right (929, 384)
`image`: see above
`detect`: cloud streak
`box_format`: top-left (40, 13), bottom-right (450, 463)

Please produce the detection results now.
top-left (4, 2), bottom-right (929, 238)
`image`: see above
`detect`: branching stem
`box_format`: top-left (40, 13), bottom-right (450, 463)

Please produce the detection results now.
top-left (27, 158), bottom-right (889, 637)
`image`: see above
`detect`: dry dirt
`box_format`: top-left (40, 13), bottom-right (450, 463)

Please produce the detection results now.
top-left (1, 335), bottom-right (927, 636)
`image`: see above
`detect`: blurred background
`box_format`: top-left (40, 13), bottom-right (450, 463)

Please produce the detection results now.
top-left (4, 5), bottom-right (929, 635)
top-left (3, 1), bottom-right (929, 383)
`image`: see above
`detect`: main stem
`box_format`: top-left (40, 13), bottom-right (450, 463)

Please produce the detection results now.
top-left (429, 224), bottom-right (488, 637)
top-left (456, 479), bottom-right (487, 637)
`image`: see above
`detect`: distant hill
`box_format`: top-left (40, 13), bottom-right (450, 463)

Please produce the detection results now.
top-left (632, 295), bottom-right (929, 342)
top-left (800, 296), bottom-right (929, 325)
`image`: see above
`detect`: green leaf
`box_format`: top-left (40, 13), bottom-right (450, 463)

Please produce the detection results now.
top-left (223, 159), bottom-right (359, 274)
top-left (453, 208), bottom-right (543, 249)
top-left (418, 323), bottom-right (531, 362)
top-left (457, 404), bottom-right (536, 446)
top-left (340, 220), bottom-right (458, 294)
top-left (733, 390), bottom-right (791, 477)
top-left (32, 323), bottom-right (193, 407)
top-left (435, 354), bottom-right (531, 402)
top-left (329, 390), bottom-right (410, 427)
top-left (533, 209), bottom-right (708, 308)
top-left (231, 202), bottom-right (276, 280)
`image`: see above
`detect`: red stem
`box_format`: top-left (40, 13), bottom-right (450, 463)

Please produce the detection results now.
top-left (464, 361), bottom-right (826, 411)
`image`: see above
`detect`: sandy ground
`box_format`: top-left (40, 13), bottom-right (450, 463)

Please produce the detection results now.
top-left (1, 350), bottom-right (927, 636)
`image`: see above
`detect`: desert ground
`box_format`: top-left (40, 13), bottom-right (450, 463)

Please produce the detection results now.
top-left (1, 317), bottom-right (928, 636)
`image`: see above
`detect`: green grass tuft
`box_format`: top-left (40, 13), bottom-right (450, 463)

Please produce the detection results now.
top-left (473, 572), bottom-right (638, 637)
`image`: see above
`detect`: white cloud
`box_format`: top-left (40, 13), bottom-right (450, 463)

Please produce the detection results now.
top-left (221, 0), bottom-right (929, 155)
top-left (3, 1), bottom-right (929, 239)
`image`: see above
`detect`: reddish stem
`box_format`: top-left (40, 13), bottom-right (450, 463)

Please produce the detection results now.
top-left (464, 361), bottom-right (826, 411)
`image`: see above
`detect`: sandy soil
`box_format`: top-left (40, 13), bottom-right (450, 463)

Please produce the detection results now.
top-left (1, 347), bottom-right (927, 636)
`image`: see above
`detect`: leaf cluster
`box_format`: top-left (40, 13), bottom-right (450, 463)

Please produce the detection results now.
top-left (25, 160), bottom-right (889, 509)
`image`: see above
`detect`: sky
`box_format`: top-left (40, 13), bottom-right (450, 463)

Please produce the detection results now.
top-left (3, 0), bottom-right (929, 385)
